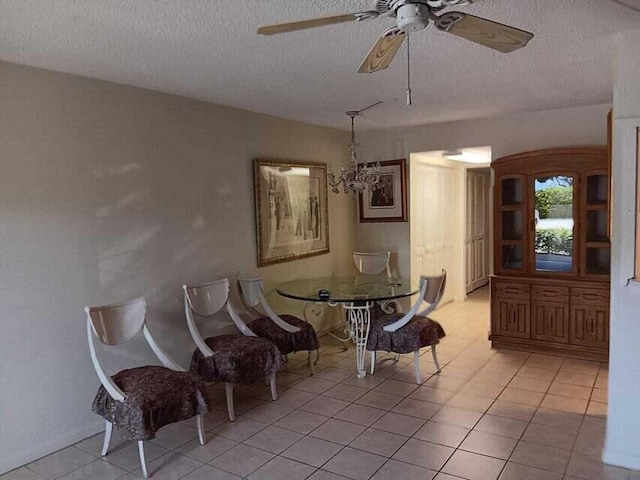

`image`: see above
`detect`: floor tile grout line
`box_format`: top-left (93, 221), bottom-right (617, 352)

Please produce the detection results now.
top-left (502, 353), bottom-right (582, 479)
top-left (433, 346), bottom-right (523, 478)
top-left (560, 381), bottom-right (598, 480)
top-left (230, 357), bottom-right (448, 478)
top-left (232, 334), bottom-right (496, 478)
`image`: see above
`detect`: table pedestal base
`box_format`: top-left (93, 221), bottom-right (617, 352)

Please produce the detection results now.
top-left (343, 302), bottom-right (372, 379)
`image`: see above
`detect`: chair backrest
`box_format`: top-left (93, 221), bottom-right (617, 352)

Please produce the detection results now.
top-left (238, 277), bottom-right (300, 333)
top-left (237, 277), bottom-right (264, 309)
top-left (183, 279), bottom-right (230, 317)
top-left (86, 297), bottom-right (147, 345)
top-left (183, 278), bottom-right (256, 358)
top-left (353, 251), bottom-right (391, 277)
top-left (85, 297), bottom-right (183, 401)
top-left (417, 270), bottom-right (447, 315)
top-left (382, 270), bottom-right (447, 333)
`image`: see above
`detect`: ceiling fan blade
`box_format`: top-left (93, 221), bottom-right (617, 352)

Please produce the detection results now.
top-left (605, 0), bottom-right (640, 14)
top-left (435, 12), bottom-right (533, 53)
top-left (358, 31), bottom-right (406, 74)
top-left (258, 13), bottom-right (360, 35)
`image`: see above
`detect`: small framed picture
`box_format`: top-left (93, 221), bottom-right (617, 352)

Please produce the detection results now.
top-left (254, 159), bottom-right (330, 266)
top-left (359, 159), bottom-right (407, 223)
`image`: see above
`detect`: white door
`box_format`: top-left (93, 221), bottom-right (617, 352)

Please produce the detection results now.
top-left (465, 169), bottom-right (491, 293)
top-left (411, 162), bottom-right (456, 304)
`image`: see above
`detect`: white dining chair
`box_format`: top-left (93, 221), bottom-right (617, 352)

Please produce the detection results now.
top-left (353, 251), bottom-right (392, 277)
top-left (86, 297), bottom-right (208, 479)
top-left (238, 276), bottom-right (319, 375)
top-left (367, 270), bottom-right (447, 384)
top-left (183, 278), bottom-right (284, 421)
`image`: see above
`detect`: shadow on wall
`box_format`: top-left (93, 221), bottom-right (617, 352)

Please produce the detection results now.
top-left (90, 160), bottom-right (332, 376)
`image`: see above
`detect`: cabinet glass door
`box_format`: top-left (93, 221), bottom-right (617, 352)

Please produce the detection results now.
top-left (533, 175), bottom-right (575, 273)
top-left (498, 176), bottom-right (527, 273)
top-left (582, 172), bottom-right (610, 276)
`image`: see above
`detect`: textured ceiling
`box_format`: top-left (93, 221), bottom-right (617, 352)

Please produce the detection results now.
top-left (1, 0), bottom-right (640, 131)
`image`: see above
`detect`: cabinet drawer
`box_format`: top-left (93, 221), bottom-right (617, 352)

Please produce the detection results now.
top-left (494, 282), bottom-right (530, 299)
top-left (571, 288), bottom-right (609, 306)
top-left (532, 285), bottom-right (569, 301)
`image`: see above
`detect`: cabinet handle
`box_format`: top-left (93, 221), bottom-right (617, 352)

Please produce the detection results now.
top-left (587, 313), bottom-right (595, 338)
top-left (541, 290), bottom-right (560, 297)
top-left (505, 287), bottom-right (523, 295)
top-left (581, 294), bottom-right (600, 301)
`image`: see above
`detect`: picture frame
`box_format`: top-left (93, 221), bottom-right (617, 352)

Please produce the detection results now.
top-left (254, 158), bottom-right (330, 267)
top-left (358, 158), bottom-right (408, 223)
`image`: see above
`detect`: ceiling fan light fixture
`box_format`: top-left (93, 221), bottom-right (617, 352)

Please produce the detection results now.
top-left (397, 3), bottom-right (430, 33)
top-left (442, 149), bottom-right (489, 163)
top-left (442, 149), bottom-right (463, 158)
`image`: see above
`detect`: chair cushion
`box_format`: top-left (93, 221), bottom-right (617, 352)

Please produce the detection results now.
top-left (370, 301), bottom-right (399, 321)
top-left (366, 314), bottom-right (446, 354)
top-left (92, 365), bottom-right (210, 441)
top-left (249, 315), bottom-right (319, 354)
top-left (190, 334), bottom-right (284, 385)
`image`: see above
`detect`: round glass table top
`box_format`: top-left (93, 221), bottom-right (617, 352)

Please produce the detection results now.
top-left (276, 276), bottom-right (418, 303)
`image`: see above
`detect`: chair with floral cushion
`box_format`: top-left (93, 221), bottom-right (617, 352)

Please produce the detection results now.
top-left (353, 251), bottom-right (400, 317)
top-left (183, 278), bottom-right (284, 422)
top-left (87, 297), bottom-right (210, 479)
top-left (353, 251), bottom-right (392, 277)
top-left (238, 276), bottom-right (319, 375)
top-left (367, 270), bottom-right (447, 384)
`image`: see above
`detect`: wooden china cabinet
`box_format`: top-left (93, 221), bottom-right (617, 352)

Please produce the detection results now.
top-left (490, 147), bottom-right (610, 360)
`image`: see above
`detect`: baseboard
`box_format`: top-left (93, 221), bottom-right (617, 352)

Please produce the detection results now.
top-left (0, 420), bottom-right (103, 475)
top-left (602, 447), bottom-right (640, 470)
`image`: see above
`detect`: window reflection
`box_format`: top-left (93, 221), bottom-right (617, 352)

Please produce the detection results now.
top-left (534, 176), bottom-right (574, 272)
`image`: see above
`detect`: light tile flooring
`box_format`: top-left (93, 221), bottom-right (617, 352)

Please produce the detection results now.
top-left (3, 288), bottom-right (637, 480)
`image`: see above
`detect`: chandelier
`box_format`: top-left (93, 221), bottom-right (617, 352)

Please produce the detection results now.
top-left (327, 109), bottom-right (381, 195)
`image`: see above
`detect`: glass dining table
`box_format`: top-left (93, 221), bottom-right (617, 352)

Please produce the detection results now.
top-left (277, 276), bottom-right (418, 378)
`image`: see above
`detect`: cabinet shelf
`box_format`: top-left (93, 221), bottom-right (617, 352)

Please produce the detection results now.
top-left (501, 240), bottom-right (524, 246)
top-left (585, 204), bottom-right (608, 211)
top-left (585, 241), bottom-right (611, 248)
top-left (586, 175), bottom-right (608, 205)
top-left (499, 205), bottom-right (524, 212)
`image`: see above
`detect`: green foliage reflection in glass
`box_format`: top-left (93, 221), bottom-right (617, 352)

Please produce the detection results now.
top-left (535, 176), bottom-right (573, 219)
top-left (535, 227), bottom-right (573, 255)
top-left (534, 176), bottom-right (574, 267)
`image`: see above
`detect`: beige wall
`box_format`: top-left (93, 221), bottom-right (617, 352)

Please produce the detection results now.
top-left (356, 103), bottom-right (610, 280)
top-left (603, 31), bottom-right (640, 470)
top-left (0, 61), bottom-right (354, 473)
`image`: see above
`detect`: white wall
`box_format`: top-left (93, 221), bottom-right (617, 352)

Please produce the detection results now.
top-left (410, 150), bottom-right (491, 302)
top-left (410, 153), bottom-right (459, 300)
top-left (603, 31), bottom-right (640, 470)
top-left (356, 104), bottom-right (610, 278)
top-left (0, 61), bottom-right (354, 474)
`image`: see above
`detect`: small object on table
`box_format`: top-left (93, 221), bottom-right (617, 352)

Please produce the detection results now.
top-left (318, 289), bottom-right (330, 299)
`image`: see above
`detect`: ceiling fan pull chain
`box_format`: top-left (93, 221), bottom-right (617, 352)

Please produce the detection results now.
top-left (406, 33), bottom-right (412, 106)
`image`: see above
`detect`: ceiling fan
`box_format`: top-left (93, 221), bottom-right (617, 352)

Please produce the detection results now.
top-left (257, 0), bottom-right (534, 74)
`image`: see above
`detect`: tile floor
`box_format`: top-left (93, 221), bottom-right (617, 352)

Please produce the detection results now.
top-left (3, 287), bottom-right (636, 480)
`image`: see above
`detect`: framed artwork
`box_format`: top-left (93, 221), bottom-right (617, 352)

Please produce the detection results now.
top-left (254, 159), bottom-right (330, 266)
top-left (359, 158), bottom-right (407, 223)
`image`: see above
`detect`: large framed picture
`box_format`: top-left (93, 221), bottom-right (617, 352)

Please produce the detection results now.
top-left (359, 158), bottom-right (407, 223)
top-left (254, 159), bottom-right (330, 266)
